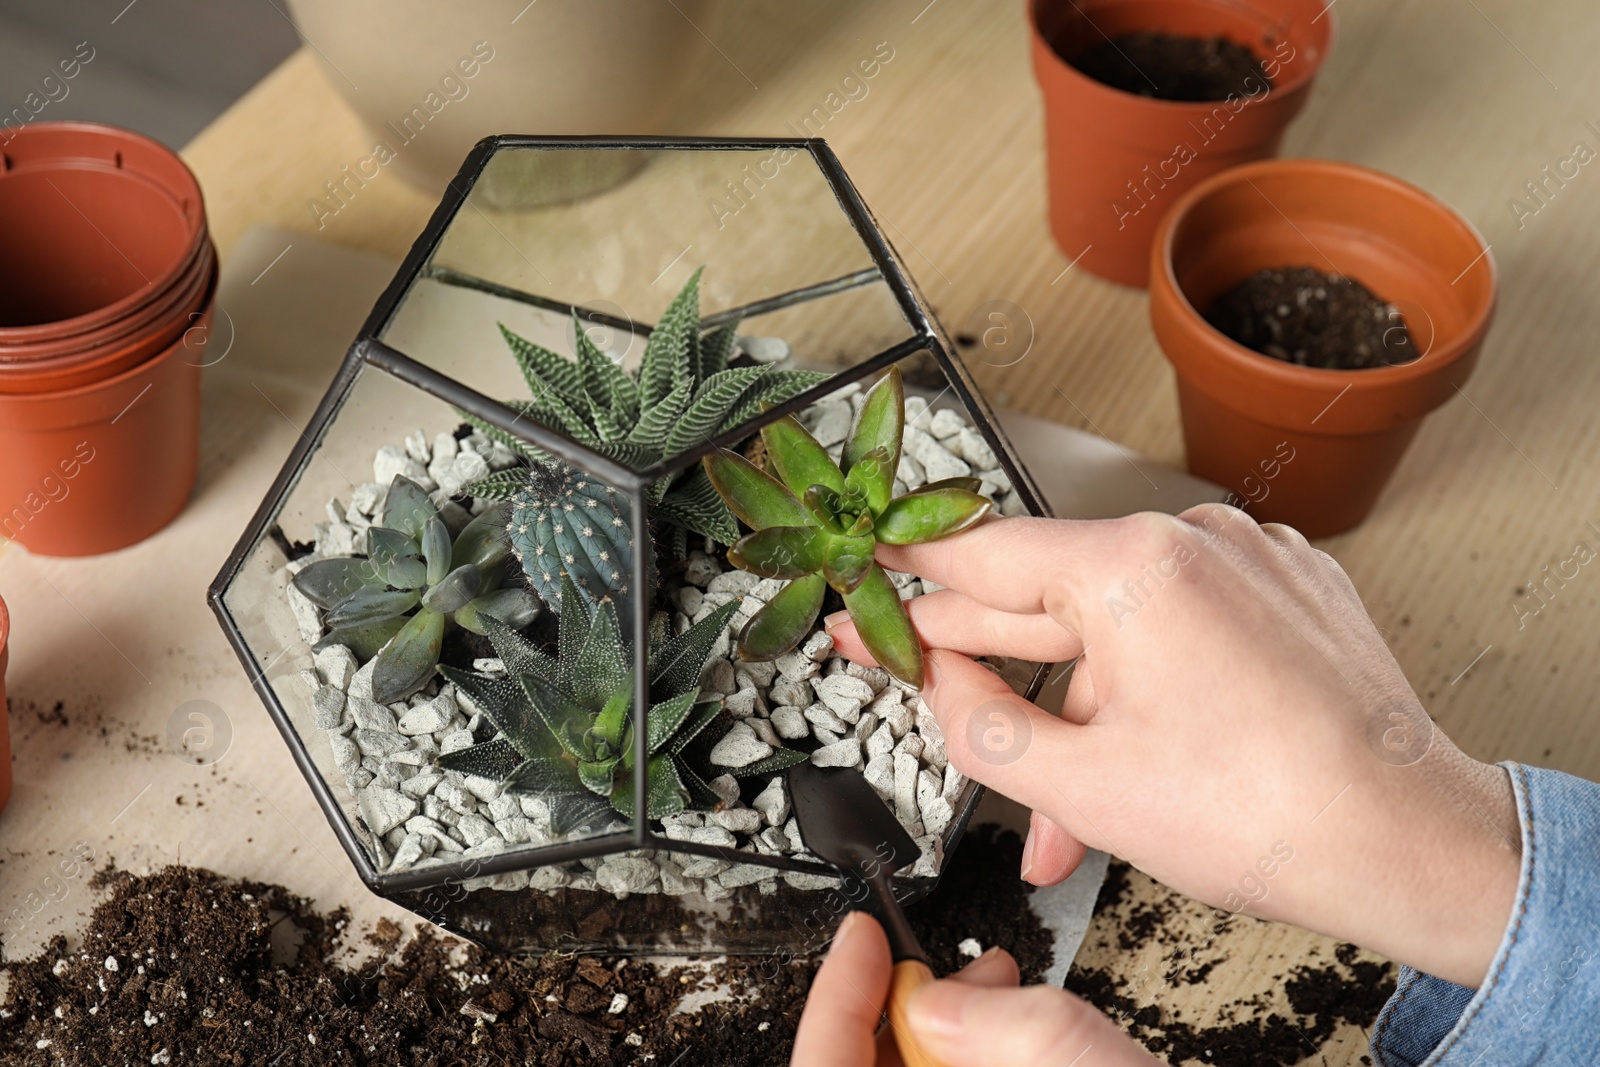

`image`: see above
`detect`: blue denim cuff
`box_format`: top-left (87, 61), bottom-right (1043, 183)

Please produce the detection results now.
top-left (1370, 763), bottom-right (1600, 1066)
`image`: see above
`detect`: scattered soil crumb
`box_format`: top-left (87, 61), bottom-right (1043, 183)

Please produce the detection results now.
top-left (1066, 862), bottom-right (1397, 1066)
top-left (0, 829), bottom-right (1047, 1065)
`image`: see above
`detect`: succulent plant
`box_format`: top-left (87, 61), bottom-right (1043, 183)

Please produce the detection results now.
top-left (490, 459), bottom-right (638, 613)
top-left (461, 268), bottom-right (827, 594)
top-left (703, 366), bottom-right (992, 689)
top-left (438, 574), bottom-right (805, 833)
top-left (292, 475), bottom-right (540, 704)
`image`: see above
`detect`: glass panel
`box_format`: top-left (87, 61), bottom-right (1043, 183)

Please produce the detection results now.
top-left (376, 143), bottom-right (921, 415)
top-left (221, 360), bottom-right (647, 884)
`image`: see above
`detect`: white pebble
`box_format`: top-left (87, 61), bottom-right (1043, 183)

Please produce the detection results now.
top-left (770, 707), bottom-right (810, 739)
top-left (958, 938), bottom-right (984, 959)
top-left (709, 722), bottom-right (773, 768)
top-left (893, 752), bottom-right (920, 823)
top-left (928, 408), bottom-right (967, 440)
top-left (314, 645), bottom-right (359, 690)
top-left (752, 778), bottom-right (790, 826)
top-left (811, 739), bottom-right (863, 768)
top-left (374, 445), bottom-right (431, 490)
top-left (955, 427), bottom-right (998, 470)
top-left (814, 674), bottom-right (874, 721)
top-left (802, 630), bottom-right (835, 662)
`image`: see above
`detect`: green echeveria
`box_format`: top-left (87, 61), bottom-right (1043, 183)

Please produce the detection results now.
top-left (293, 475), bottom-right (540, 704)
top-left (703, 366), bottom-right (993, 689)
top-left (437, 574), bottom-right (805, 833)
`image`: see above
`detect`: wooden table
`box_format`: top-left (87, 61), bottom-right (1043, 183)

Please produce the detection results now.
top-left (16, 1), bottom-right (1600, 1061)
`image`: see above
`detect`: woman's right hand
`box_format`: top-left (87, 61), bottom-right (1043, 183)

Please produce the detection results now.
top-left (828, 509), bottom-right (1521, 988)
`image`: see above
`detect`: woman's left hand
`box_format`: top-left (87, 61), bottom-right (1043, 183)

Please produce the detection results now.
top-left (791, 911), bottom-right (1163, 1066)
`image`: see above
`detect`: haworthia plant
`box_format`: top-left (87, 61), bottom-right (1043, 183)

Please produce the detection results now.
top-left (438, 574), bottom-right (806, 833)
top-left (462, 269), bottom-right (828, 605)
top-left (291, 475), bottom-right (541, 704)
top-left (703, 366), bottom-right (992, 689)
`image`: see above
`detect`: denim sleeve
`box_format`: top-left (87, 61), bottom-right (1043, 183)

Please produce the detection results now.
top-left (1370, 762), bottom-right (1600, 1066)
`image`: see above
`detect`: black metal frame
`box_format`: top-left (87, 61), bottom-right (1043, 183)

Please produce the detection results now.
top-left (207, 135), bottom-right (1054, 900)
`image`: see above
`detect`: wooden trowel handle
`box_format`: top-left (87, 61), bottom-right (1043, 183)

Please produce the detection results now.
top-left (887, 959), bottom-right (946, 1067)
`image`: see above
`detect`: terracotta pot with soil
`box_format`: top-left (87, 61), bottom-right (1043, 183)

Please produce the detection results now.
top-left (1150, 158), bottom-right (1497, 538)
top-left (0, 595), bottom-right (12, 819)
top-left (0, 122), bottom-right (211, 557)
top-left (1029, 0), bottom-right (1333, 287)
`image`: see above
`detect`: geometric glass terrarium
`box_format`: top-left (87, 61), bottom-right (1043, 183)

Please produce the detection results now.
top-left (209, 137), bottom-right (1053, 957)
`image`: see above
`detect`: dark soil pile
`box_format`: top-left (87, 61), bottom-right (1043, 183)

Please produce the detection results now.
top-left (1066, 31), bottom-right (1269, 101)
top-left (1206, 266), bottom-right (1419, 370)
top-left (0, 828), bottom-right (1046, 1066)
top-left (1066, 862), bottom-right (1397, 1066)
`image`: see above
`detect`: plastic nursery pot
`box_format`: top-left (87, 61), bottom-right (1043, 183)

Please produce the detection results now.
top-left (0, 595), bottom-right (11, 820)
top-left (1028, 0), bottom-right (1333, 287)
top-left (0, 121), bottom-right (207, 345)
top-left (0, 239), bottom-right (216, 394)
top-left (0, 270), bottom-right (212, 557)
top-left (1150, 158), bottom-right (1497, 539)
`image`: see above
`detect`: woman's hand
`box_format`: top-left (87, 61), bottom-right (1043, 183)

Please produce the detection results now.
top-left (791, 911), bottom-right (1162, 1066)
top-left (828, 510), bottom-right (1521, 988)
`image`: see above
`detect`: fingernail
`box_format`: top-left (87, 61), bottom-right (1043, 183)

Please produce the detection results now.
top-left (823, 610), bottom-right (850, 633)
top-left (1020, 826), bottom-right (1036, 881)
top-left (906, 980), bottom-right (970, 1041)
top-left (921, 653), bottom-right (942, 703)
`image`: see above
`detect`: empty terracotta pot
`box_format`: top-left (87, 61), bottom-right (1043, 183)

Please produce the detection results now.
top-left (0, 595), bottom-right (11, 819)
top-left (1029, 0), bottom-right (1333, 287)
top-left (1150, 158), bottom-right (1497, 538)
top-left (0, 122), bottom-right (210, 556)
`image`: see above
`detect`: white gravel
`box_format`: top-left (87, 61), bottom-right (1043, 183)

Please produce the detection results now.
top-left (280, 384), bottom-right (1028, 895)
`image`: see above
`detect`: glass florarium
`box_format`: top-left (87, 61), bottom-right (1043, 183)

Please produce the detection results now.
top-left (209, 137), bottom-right (1053, 957)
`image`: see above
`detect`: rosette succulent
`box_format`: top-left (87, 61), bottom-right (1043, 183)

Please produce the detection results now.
top-left (292, 475), bottom-right (539, 704)
top-left (461, 267), bottom-right (827, 608)
top-left (438, 574), bottom-right (805, 833)
top-left (703, 366), bottom-right (992, 689)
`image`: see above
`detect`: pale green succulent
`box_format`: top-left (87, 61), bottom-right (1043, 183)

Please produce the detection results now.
top-left (293, 475), bottom-right (540, 704)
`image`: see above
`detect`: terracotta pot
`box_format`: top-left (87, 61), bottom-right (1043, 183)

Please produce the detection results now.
top-left (283, 0), bottom-right (718, 197)
top-left (1150, 158), bottom-right (1497, 538)
top-left (0, 122), bottom-right (206, 343)
top-left (0, 595), bottom-right (10, 819)
top-left (1029, 0), bottom-right (1333, 287)
top-left (0, 271), bottom-right (211, 557)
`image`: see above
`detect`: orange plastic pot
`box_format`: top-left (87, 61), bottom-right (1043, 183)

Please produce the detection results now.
top-left (1029, 0), bottom-right (1332, 287)
top-left (0, 121), bottom-right (210, 555)
top-left (1150, 159), bottom-right (1497, 538)
top-left (0, 595), bottom-right (11, 819)
top-left (0, 238), bottom-right (215, 394)
top-left (0, 273), bottom-right (210, 557)
top-left (0, 122), bottom-right (206, 343)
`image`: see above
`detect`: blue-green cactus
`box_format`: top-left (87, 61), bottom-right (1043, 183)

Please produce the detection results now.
top-left (505, 461), bottom-right (636, 611)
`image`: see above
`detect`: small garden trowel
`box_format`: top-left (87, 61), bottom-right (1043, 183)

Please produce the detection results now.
top-left (788, 760), bottom-right (946, 1067)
